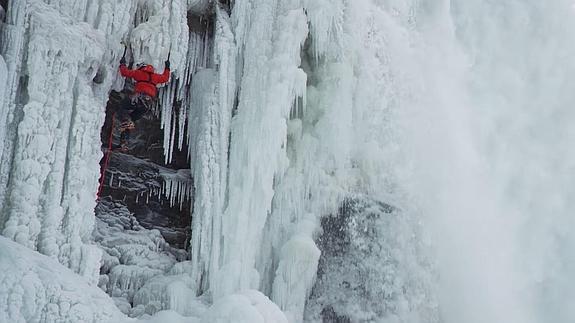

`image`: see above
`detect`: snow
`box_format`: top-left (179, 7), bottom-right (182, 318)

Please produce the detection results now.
top-left (94, 198), bottom-right (187, 315)
top-left (0, 236), bottom-right (124, 323)
top-left (139, 310), bottom-right (199, 323)
top-left (271, 226), bottom-right (320, 323)
top-left (201, 290), bottom-right (288, 323)
top-left (133, 274), bottom-right (202, 317)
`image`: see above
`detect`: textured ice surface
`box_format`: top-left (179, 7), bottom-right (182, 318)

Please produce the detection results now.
top-left (0, 237), bottom-right (124, 323)
top-left (95, 198), bottom-right (188, 316)
top-left (0, 1), bottom-right (111, 283)
top-left (305, 197), bottom-right (438, 322)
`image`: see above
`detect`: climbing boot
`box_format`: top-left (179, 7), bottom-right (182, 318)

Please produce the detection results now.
top-left (118, 139), bottom-right (129, 152)
top-left (120, 120), bottom-right (135, 131)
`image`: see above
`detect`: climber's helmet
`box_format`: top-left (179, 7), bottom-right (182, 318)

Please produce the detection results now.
top-left (137, 64), bottom-right (155, 73)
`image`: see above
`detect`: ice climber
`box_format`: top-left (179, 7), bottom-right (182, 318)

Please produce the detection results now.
top-left (117, 57), bottom-right (171, 151)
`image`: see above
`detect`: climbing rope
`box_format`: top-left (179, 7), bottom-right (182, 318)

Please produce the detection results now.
top-left (97, 112), bottom-right (116, 200)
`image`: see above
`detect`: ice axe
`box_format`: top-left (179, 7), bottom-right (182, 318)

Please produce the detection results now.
top-left (167, 41), bottom-right (172, 62)
top-left (122, 45), bottom-right (128, 59)
top-left (165, 44), bottom-right (172, 70)
top-left (119, 43), bottom-right (128, 65)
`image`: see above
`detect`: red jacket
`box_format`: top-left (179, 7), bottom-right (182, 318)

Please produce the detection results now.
top-left (119, 64), bottom-right (170, 98)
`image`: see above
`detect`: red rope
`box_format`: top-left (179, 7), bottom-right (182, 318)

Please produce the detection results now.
top-left (97, 112), bottom-right (116, 200)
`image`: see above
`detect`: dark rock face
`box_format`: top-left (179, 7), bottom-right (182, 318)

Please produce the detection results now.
top-left (97, 91), bottom-right (192, 250)
top-left (320, 306), bottom-right (351, 323)
top-left (305, 196), bottom-right (439, 323)
top-left (0, 3), bottom-right (5, 23)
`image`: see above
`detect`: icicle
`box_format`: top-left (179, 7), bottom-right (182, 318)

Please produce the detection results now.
top-left (178, 98), bottom-right (187, 151)
top-left (168, 112), bottom-right (177, 164)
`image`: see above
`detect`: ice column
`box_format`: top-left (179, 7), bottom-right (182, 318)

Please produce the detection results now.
top-left (189, 7), bottom-right (236, 295)
top-left (210, 0), bottom-right (308, 298)
top-left (0, 0), bottom-right (28, 220)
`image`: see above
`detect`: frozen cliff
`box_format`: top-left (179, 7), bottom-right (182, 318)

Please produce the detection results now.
top-left (1, 0), bottom-right (575, 322)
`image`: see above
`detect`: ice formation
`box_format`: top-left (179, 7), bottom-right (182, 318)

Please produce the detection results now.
top-left (0, 236), bottom-right (124, 322)
top-left (161, 169), bottom-right (193, 209)
top-left (0, 0), bottom-right (115, 283)
top-left (1, 0), bottom-right (575, 322)
top-left (201, 290), bottom-right (289, 323)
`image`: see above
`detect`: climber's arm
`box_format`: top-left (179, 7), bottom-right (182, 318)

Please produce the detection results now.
top-left (154, 66), bottom-right (170, 84)
top-left (119, 64), bottom-right (137, 79)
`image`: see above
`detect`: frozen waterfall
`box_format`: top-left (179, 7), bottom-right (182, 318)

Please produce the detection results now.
top-left (1, 0), bottom-right (575, 322)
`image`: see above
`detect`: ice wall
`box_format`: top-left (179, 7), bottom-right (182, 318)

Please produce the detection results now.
top-left (0, 0), bottom-right (127, 282)
top-left (185, 1), bottom-right (419, 321)
top-left (191, 1), bottom-right (575, 322)
top-left (217, 0), bottom-right (308, 299)
top-left (0, 0), bottom-right (198, 281)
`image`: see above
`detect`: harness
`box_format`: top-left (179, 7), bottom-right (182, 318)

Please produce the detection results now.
top-left (131, 92), bottom-right (154, 110)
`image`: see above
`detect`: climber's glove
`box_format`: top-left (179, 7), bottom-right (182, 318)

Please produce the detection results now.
top-left (120, 56), bottom-right (126, 65)
top-left (165, 60), bottom-right (170, 69)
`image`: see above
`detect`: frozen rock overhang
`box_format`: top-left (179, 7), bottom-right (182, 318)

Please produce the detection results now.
top-left (188, 0), bottom-right (212, 14)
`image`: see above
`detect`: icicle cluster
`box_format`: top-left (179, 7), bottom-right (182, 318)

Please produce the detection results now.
top-left (185, 1), bottom-right (339, 321)
top-left (161, 169), bottom-right (193, 210)
top-left (185, 1), bottom-right (428, 322)
top-left (148, 0), bottom-right (213, 164)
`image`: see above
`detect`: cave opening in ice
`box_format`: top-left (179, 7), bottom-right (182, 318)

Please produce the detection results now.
top-left (94, 0), bottom-right (216, 253)
top-left (0, 0), bottom-right (7, 22)
top-left (96, 88), bottom-right (192, 246)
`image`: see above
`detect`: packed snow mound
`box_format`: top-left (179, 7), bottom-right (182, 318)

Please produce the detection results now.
top-left (131, 289), bottom-right (287, 323)
top-left (272, 227), bottom-right (320, 323)
top-left (139, 310), bottom-right (199, 323)
top-left (0, 237), bottom-right (125, 323)
top-left (95, 198), bottom-right (188, 317)
top-left (201, 290), bottom-right (288, 323)
top-left (133, 273), bottom-right (202, 317)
